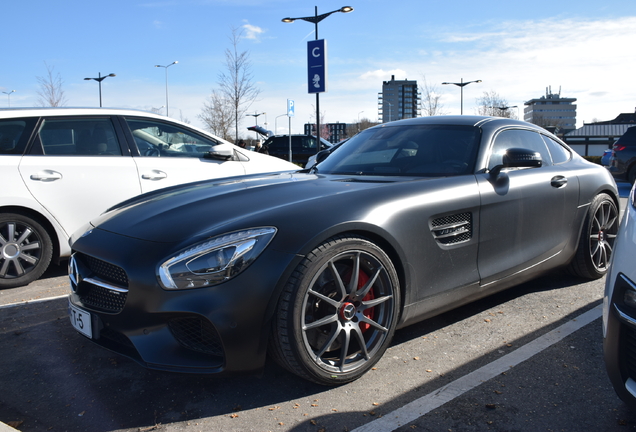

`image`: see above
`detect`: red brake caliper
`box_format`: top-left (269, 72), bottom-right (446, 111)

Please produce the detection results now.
top-left (357, 271), bottom-right (375, 332)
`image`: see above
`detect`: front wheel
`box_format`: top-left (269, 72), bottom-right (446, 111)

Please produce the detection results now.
top-left (568, 193), bottom-right (618, 279)
top-left (0, 213), bottom-right (53, 289)
top-left (270, 236), bottom-right (400, 385)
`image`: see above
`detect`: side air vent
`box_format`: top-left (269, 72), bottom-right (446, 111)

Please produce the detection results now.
top-left (430, 212), bottom-right (472, 245)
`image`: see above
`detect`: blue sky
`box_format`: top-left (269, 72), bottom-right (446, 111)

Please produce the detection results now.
top-left (3, 0), bottom-right (636, 135)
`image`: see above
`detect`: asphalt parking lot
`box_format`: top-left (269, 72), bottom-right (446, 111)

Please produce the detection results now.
top-left (0, 182), bottom-right (633, 432)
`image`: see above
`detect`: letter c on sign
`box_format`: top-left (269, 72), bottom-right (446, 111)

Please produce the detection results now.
top-left (312, 47), bottom-right (320, 57)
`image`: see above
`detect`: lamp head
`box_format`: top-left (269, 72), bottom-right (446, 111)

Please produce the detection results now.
top-left (340, 6), bottom-right (354, 13)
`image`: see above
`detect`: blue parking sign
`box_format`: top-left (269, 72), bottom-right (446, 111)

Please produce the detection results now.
top-left (307, 39), bottom-right (327, 94)
top-left (287, 99), bottom-right (295, 117)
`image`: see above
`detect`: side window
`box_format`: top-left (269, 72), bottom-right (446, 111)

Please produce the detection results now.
top-left (542, 135), bottom-right (571, 164)
top-left (488, 129), bottom-right (552, 170)
top-left (39, 118), bottom-right (122, 156)
top-left (125, 118), bottom-right (219, 158)
top-left (0, 118), bottom-right (36, 155)
top-left (303, 136), bottom-right (317, 150)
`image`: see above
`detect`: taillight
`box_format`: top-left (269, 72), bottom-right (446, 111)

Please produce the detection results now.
top-left (614, 145), bottom-right (626, 151)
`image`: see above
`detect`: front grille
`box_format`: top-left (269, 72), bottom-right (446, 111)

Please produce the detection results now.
top-left (81, 253), bottom-right (129, 286)
top-left (431, 212), bottom-right (473, 245)
top-left (79, 285), bottom-right (127, 313)
top-left (622, 326), bottom-right (636, 380)
top-left (169, 317), bottom-right (224, 357)
top-left (73, 252), bottom-right (128, 313)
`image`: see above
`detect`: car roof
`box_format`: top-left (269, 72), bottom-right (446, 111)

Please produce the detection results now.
top-left (378, 115), bottom-right (547, 133)
top-left (0, 107), bottom-right (166, 120)
top-left (0, 107), bottom-right (233, 145)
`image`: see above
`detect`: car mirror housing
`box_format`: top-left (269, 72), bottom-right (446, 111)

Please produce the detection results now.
top-left (207, 144), bottom-right (235, 161)
top-left (490, 148), bottom-right (542, 177)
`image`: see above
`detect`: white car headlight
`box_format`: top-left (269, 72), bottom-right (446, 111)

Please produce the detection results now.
top-left (158, 227), bottom-right (276, 290)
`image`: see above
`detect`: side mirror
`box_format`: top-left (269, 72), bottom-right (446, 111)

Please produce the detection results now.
top-left (315, 149), bottom-right (331, 164)
top-left (207, 143), bottom-right (234, 161)
top-left (490, 148), bottom-right (542, 177)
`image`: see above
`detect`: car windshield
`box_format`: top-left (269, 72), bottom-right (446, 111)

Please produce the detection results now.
top-left (316, 124), bottom-right (481, 176)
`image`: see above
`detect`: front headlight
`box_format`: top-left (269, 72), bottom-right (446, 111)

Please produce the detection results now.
top-left (158, 227), bottom-right (276, 290)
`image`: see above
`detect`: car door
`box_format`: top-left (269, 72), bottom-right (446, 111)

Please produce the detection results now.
top-left (476, 128), bottom-right (580, 286)
top-left (122, 117), bottom-right (247, 193)
top-left (18, 116), bottom-right (141, 237)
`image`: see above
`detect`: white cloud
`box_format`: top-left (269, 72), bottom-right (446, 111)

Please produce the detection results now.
top-left (242, 23), bottom-right (265, 41)
top-left (359, 69), bottom-right (409, 82)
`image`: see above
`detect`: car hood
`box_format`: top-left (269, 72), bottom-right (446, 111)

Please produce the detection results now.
top-left (89, 172), bottom-right (412, 243)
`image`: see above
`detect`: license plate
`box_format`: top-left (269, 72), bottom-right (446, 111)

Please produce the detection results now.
top-left (68, 301), bottom-right (92, 339)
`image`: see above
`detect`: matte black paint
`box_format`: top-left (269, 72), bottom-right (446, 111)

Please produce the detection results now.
top-left (68, 116), bottom-right (619, 375)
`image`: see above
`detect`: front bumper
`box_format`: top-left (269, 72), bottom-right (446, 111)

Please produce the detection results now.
top-left (604, 272), bottom-right (636, 407)
top-left (68, 227), bottom-right (298, 374)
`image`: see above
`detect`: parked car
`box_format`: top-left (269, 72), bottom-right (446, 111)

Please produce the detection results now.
top-left (0, 108), bottom-right (298, 288)
top-left (602, 149), bottom-right (612, 166)
top-left (68, 116), bottom-right (618, 385)
top-left (604, 182), bottom-right (636, 407)
top-left (259, 134), bottom-right (332, 165)
top-left (609, 126), bottom-right (636, 183)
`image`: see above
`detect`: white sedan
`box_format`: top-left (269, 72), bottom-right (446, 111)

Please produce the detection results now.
top-left (0, 108), bottom-right (298, 288)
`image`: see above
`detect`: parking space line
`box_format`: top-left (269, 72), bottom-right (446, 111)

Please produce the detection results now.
top-left (352, 304), bottom-right (602, 432)
top-left (0, 294), bottom-right (69, 310)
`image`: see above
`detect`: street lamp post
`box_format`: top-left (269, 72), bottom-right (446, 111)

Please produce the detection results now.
top-left (84, 73), bottom-right (116, 107)
top-left (442, 78), bottom-right (482, 115)
top-left (282, 6), bottom-right (354, 150)
top-left (155, 61), bottom-right (178, 117)
top-left (275, 114), bottom-right (287, 134)
top-left (2, 90), bottom-right (15, 107)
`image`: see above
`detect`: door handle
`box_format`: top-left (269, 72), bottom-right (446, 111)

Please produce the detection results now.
top-left (551, 176), bottom-right (567, 188)
top-left (141, 170), bottom-right (168, 180)
top-left (30, 170), bottom-right (63, 182)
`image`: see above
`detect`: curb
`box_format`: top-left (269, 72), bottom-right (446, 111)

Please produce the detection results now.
top-left (0, 422), bottom-right (19, 431)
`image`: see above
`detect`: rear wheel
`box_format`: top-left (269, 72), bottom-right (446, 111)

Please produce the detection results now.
top-left (568, 193), bottom-right (618, 279)
top-left (270, 235), bottom-right (400, 385)
top-left (0, 213), bottom-right (53, 289)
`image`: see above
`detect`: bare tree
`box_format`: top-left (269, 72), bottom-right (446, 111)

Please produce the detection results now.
top-left (218, 26), bottom-right (261, 143)
top-left (347, 117), bottom-right (378, 137)
top-left (308, 106), bottom-right (331, 142)
top-left (475, 90), bottom-right (517, 119)
top-left (199, 90), bottom-right (235, 141)
top-left (177, 109), bottom-right (191, 125)
top-left (36, 62), bottom-right (68, 107)
top-left (420, 76), bottom-right (446, 116)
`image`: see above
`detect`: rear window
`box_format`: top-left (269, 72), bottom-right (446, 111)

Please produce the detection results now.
top-left (0, 118), bottom-right (37, 155)
top-left (615, 126), bottom-right (636, 147)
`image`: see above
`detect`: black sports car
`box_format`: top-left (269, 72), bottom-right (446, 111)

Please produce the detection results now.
top-left (68, 116), bottom-right (619, 385)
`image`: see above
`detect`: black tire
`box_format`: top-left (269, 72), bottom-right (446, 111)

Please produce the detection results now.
top-left (568, 193), bottom-right (618, 279)
top-left (270, 235), bottom-right (400, 385)
top-left (628, 165), bottom-right (636, 185)
top-left (0, 212), bottom-right (53, 289)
